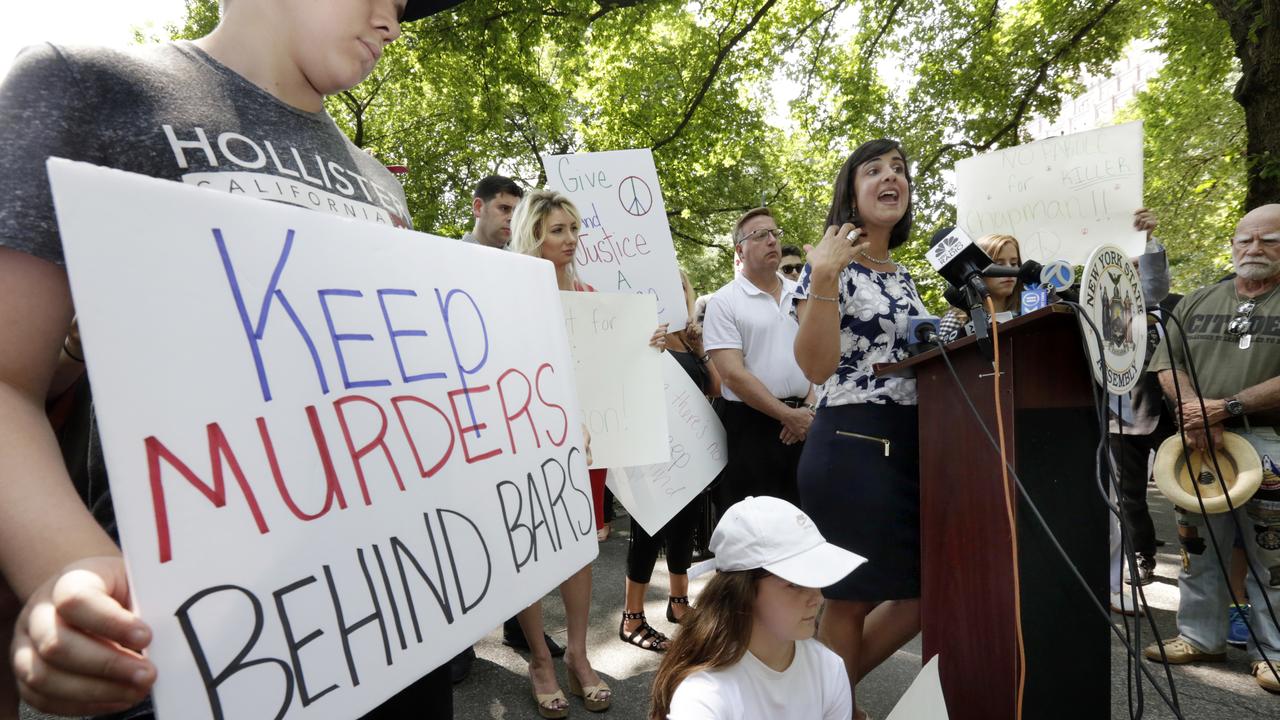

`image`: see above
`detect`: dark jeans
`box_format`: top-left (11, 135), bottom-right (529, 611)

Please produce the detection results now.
top-left (712, 399), bottom-right (803, 516)
top-left (1110, 429), bottom-right (1163, 560)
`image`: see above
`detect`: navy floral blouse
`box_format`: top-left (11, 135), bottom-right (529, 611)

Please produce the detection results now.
top-left (799, 262), bottom-right (928, 407)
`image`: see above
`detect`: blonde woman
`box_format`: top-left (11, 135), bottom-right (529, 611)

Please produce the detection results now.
top-left (509, 189), bottom-right (665, 716)
top-left (937, 233), bottom-right (1023, 342)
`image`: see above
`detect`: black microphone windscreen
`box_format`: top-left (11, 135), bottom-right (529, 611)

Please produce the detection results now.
top-left (929, 227), bottom-right (954, 247)
top-left (1017, 259), bottom-right (1044, 286)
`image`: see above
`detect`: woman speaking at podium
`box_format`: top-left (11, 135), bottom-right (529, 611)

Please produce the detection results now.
top-left (793, 139), bottom-right (928, 718)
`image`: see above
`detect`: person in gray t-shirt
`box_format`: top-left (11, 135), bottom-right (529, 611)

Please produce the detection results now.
top-left (0, 1), bottom-right (459, 718)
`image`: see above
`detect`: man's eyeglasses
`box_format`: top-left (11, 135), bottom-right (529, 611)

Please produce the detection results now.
top-left (1231, 233), bottom-right (1280, 249)
top-left (780, 263), bottom-right (805, 275)
top-left (741, 227), bottom-right (785, 243)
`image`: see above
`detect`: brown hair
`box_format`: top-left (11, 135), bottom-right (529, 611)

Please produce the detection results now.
top-left (978, 233), bottom-right (1023, 313)
top-left (649, 569), bottom-right (767, 719)
top-left (733, 207), bottom-right (775, 245)
top-left (948, 233), bottom-right (1025, 325)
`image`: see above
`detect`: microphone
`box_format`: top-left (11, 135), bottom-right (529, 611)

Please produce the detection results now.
top-left (927, 226), bottom-right (993, 360)
top-left (981, 259), bottom-right (1044, 287)
top-left (926, 227), bottom-right (995, 297)
top-left (906, 316), bottom-right (940, 356)
top-left (909, 316), bottom-right (940, 343)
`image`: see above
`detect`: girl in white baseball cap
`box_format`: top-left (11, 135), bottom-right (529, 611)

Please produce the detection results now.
top-left (649, 496), bottom-right (866, 720)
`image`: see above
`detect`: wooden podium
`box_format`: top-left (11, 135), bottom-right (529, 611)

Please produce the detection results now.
top-left (878, 305), bottom-right (1109, 720)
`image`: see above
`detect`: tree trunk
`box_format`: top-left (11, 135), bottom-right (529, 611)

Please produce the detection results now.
top-left (1211, 0), bottom-right (1280, 209)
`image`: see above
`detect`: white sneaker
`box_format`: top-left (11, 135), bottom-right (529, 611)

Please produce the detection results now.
top-left (1111, 590), bottom-right (1146, 616)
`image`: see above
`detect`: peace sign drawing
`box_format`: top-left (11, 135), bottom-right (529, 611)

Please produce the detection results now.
top-left (618, 175), bottom-right (654, 217)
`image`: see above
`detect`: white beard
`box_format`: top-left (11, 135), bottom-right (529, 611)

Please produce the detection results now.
top-left (1234, 258), bottom-right (1280, 281)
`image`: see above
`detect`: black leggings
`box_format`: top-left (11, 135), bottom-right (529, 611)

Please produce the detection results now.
top-left (625, 498), bottom-right (700, 584)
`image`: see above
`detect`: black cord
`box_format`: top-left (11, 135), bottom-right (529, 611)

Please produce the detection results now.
top-left (1157, 311), bottom-right (1280, 685)
top-left (1061, 301), bottom-right (1177, 718)
top-left (930, 335), bottom-right (1187, 719)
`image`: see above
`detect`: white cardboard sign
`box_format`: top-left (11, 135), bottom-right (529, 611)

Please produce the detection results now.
top-left (542, 149), bottom-right (689, 331)
top-left (560, 291), bottom-right (670, 468)
top-left (607, 352), bottom-right (727, 535)
top-left (885, 656), bottom-right (950, 720)
top-left (48, 159), bottom-right (598, 720)
top-left (955, 121), bottom-right (1146, 265)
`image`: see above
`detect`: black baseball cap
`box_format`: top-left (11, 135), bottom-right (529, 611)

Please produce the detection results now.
top-left (401, 0), bottom-right (466, 22)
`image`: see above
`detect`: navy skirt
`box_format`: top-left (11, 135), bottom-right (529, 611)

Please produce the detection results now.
top-left (797, 403), bottom-right (921, 601)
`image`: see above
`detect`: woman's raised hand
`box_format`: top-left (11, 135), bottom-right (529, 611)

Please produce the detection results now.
top-left (804, 223), bottom-right (865, 281)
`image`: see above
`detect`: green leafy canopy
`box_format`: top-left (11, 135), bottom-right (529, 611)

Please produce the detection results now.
top-left (163, 0), bottom-right (1258, 306)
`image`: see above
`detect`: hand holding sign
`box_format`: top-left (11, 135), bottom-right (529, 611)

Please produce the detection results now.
top-left (12, 557), bottom-right (155, 717)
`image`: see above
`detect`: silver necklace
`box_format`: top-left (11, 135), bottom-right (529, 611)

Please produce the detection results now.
top-left (859, 248), bottom-right (892, 264)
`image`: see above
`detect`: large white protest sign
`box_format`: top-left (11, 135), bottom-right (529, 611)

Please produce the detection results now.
top-left (560, 291), bottom-right (669, 468)
top-left (956, 121), bottom-right (1145, 265)
top-left (607, 352), bottom-right (726, 535)
top-left (543, 149), bottom-right (689, 331)
top-left (48, 159), bottom-right (597, 720)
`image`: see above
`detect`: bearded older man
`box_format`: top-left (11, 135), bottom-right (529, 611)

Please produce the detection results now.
top-left (1143, 203), bottom-right (1280, 693)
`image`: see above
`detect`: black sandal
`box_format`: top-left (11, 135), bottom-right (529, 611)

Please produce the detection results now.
top-left (667, 595), bottom-right (690, 624)
top-left (619, 611), bottom-right (669, 652)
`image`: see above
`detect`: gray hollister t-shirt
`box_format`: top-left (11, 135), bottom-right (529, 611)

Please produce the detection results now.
top-left (0, 41), bottom-right (414, 541)
top-left (0, 40), bottom-right (413, 266)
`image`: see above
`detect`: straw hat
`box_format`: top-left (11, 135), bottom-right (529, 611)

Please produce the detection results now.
top-left (1152, 432), bottom-right (1262, 513)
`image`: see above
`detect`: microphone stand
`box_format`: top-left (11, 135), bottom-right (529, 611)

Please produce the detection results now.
top-left (964, 274), bottom-right (994, 361)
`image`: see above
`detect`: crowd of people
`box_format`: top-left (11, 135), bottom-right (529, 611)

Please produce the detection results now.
top-left (1, 1), bottom-right (1279, 719)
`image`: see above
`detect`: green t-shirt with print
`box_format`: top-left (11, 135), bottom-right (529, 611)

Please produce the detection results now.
top-left (1147, 279), bottom-right (1280, 402)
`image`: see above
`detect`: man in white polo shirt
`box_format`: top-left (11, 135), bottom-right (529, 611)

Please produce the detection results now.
top-left (704, 207), bottom-right (815, 512)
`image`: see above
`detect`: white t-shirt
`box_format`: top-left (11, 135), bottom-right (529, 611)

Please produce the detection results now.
top-left (667, 639), bottom-right (852, 720)
top-left (703, 274), bottom-right (811, 402)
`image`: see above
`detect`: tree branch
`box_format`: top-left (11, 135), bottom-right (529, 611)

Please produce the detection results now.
top-left (800, 2), bottom-right (842, 100)
top-left (959, 0), bottom-right (1002, 48)
top-left (588, 0), bottom-right (653, 23)
top-left (860, 0), bottom-right (906, 62)
top-left (339, 91), bottom-right (365, 147)
top-left (671, 227), bottom-right (733, 256)
top-left (651, 0), bottom-right (779, 151)
top-left (505, 111), bottom-right (546, 183)
top-left (917, 0), bottom-right (1123, 177)
top-left (782, 1), bottom-right (844, 54)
